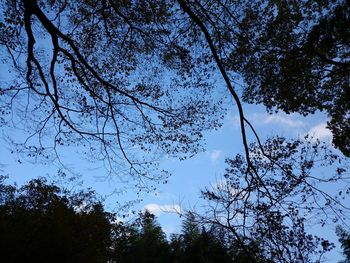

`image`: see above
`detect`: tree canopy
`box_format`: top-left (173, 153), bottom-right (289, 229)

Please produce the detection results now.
top-left (225, 0), bottom-right (350, 156)
top-left (1, 0), bottom-right (349, 182)
top-left (0, 0), bottom-right (224, 181)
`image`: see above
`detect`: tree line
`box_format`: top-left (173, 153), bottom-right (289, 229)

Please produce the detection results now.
top-left (0, 176), bottom-right (257, 262)
top-left (1, 176), bottom-right (349, 263)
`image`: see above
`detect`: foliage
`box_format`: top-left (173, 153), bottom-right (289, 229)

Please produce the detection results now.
top-left (111, 210), bottom-right (267, 263)
top-left (176, 0), bottom-right (350, 157)
top-left (117, 211), bottom-right (171, 263)
top-left (2, 0), bottom-right (348, 182)
top-left (0, 0), bottom-right (224, 181)
top-left (0, 177), bottom-right (171, 263)
top-left (1, 176), bottom-right (349, 262)
top-left (223, 0), bottom-right (350, 156)
top-left (0, 176), bottom-right (112, 263)
top-left (199, 137), bottom-right (350, 263)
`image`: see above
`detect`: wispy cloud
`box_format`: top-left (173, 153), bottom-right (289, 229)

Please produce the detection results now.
top-left (248, 113), bottom-right (304, 128)
top-left (143, 203), bottom-right (181, 216)
top-left (263, 114), bottom-right (304, 127)
top-left (306, 122), bottom-right (332, 142)
top-left (208, 149), bottom-right (222, 162)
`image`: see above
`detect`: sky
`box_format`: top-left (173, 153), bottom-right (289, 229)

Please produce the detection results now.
top-left (0, 4), bottom-right (348, 261)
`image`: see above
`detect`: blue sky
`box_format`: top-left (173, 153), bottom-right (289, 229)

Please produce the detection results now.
top-left (0, 7), bottom-right (347, 260)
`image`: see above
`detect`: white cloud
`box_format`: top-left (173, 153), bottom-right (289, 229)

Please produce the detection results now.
top-left (143, 203), bottom-right (181, 216)
top-left (162, 225), bottom-right (178, 237)
top-left (249, 112), bottom-right (304, 128)
top-left (306, 122), bottom-right (332, 141)
top-left (263, 114), bottom-right (304, 127)
top-left (209, 150), bottom-right (222, 162)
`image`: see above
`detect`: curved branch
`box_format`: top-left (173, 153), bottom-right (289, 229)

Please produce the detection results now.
top-left (177, 0), bottom-right (250, 166)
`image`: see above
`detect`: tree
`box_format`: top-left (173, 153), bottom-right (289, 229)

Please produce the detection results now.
top-left (111, 210), bottom-right (170, 263)
top-left (134, 210), bottom-right (171, 263)
top-left (181, 212), bottom-right (201, 248)
top-left (0, 0), bottom-right (223, 181)
top-left (0, 176), bottom-right (112, 263)
top-left (337, 226), bottom-right (350, 263)
top-left (198, 137), bottom-right (349, 262)
top-left (1, 0), bottom-right (349, 179)
top-left (172, 0), bottom-right (350, 157)
top-left (222, 0), bottom-right (349, 156)
top-left (172, 212), bottom-right (246, 263)
top-left (110, 221), bottom-right (140, 263)
top-left (169, 2), bottom-right (350, 260)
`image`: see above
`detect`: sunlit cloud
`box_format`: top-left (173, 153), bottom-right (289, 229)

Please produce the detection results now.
top-left (248, 113), bottom-right (304, 128)
top-left (143, 203), bottom-right (181, 216)
top-left (306, 122), bottom-right (332, 142)
top-left (263, 114), bottom-right (304, 127)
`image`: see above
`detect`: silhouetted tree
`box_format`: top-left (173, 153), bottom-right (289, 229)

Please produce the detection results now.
top-left (134, 211), bottom-right (171, 263)
top-left (111, 210), bottom-right (252, 263)
top-left (181, 212), bottom-right (201, 248)
top-left (0, 0), bottom-right (223, 181)
top-left (0, 176), bottom-right (112, 263)
top-left (110, 221), bottom-right (140, 263)
top-left (3, 0), bottom-right (348, 181)
top-left (169, 233), bottom-right (185, 263)
top-left (224, 0), bottom-right (350, 156)
top-left (198, 137), bottom-right (349, 262)
top-left (176, 0), bottom-right (350, 156)
top-left (111, 211), bottom-right (170, 263)
top-left (178, 213), bottom-right (274, 263)
top-left (171, 213), bottom-right (234, 263)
